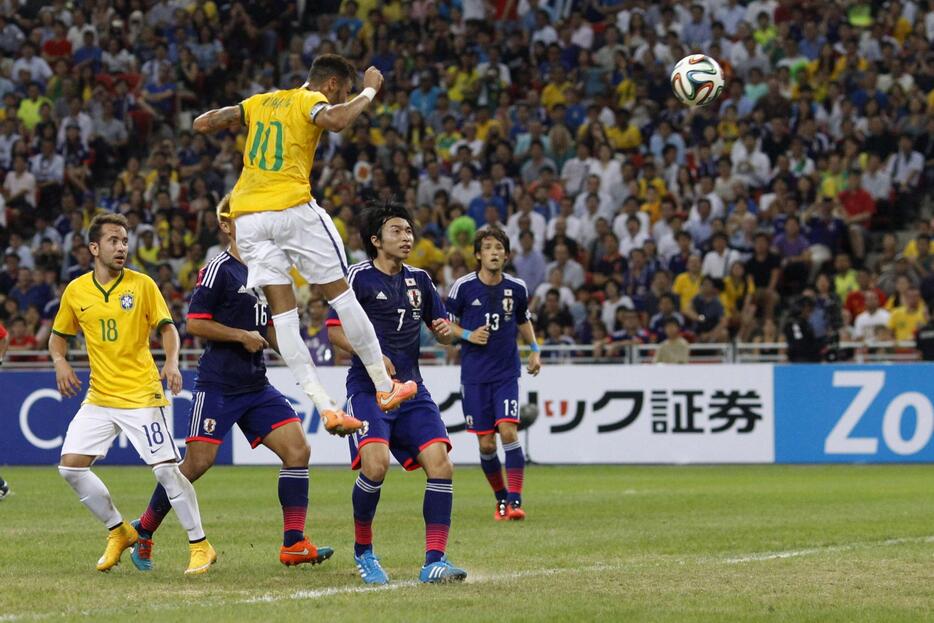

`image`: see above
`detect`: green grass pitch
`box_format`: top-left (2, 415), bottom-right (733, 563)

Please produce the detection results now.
top-left (1, 464), bottom-right (933, 622)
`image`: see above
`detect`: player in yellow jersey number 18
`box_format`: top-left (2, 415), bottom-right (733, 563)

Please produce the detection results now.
top-left (192, 54), bottom-right (416, 435)
top-left (50, 213), bottom-right (215, 575)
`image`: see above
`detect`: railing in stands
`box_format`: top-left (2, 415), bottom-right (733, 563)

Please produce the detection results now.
top-left (0, 341), bottom-right (922, 369)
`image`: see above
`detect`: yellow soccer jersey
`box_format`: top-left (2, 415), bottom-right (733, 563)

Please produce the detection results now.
top-left (230, 88), bottom-right (330, 217)
top-left (51, 269), bottom-right (173, 408)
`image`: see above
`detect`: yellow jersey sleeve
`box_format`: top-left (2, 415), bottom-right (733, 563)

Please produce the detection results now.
top-left (144, 275), bottom-right (173, 330)
top-left (52, 284), bottom-right (79, 337)
top-left (303, 90), bottom-right (330, 126)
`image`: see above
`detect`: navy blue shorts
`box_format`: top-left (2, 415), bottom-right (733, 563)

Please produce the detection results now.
top-left (347, 384), bottom-right (451, 471)
top-left (461, 378), bottom-right (520, 435)
top-left (187, 385), bottom-right (300, 448)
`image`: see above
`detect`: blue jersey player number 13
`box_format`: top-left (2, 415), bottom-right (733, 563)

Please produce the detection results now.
top-left (447, 227), bottom-right (542, 522)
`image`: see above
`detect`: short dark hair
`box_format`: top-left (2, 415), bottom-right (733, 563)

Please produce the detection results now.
top-left (88, 213), bottom-right (129, 244)
top-left (307, 54), bottom-right (356, 86)
top-left (474, 227), bottom-right (510, 255)
top-left (359, 200), bottom-right (414, 259)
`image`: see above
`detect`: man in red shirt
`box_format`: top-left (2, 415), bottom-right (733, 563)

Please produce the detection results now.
top-left (839, 172), bottom-right (875, 262)
top-left (42, 20), bottom-right (72, 64)
top-left (845, 268), bottom-right (888, 319)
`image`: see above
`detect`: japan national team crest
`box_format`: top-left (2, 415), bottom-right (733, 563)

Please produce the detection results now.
top-left (502, 297), bottom-right (514, 313)
top-left (407, 288), bottom-right (422, 309)
top-left (119, 292), bottom-right (135, 311)
top-left (203, 418), bottom-right (216, 434)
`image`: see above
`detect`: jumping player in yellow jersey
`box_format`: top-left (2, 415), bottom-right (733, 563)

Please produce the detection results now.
top-left (50, 214), bottom-right (215, 575)
top-left (192, 54), bottom-right (416, 432)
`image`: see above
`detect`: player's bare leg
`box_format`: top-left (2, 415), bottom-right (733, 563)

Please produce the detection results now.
top-left (477, 433), bottom-right (509, 520)
top-left (59, 453), bottom-right (137, 572)
top-left (417, 443), bottom-right (466, 583)
top-left (352, 442), bottom-right (390, 584)
top-left (498, 422), bottom-right (526, 520)
top-left (263, 282), bottom-right (362, 434)
top-left (320, 278), bottom-right (417, 412)
top-left (263, 423), bottom-right (334, 566)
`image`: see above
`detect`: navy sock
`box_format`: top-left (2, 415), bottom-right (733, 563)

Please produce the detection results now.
top-left (503, 440), bottom-right (525, 506)
top-left (424, 478), bottom-right (452, 565)
top-left (279, 467), bottom-right (309, 547)
top-left (479, 451), bottom-right (507, 502)
top-left (138, 484), bottom-right (171, 538)
top-left (352, 474), bottom-right (382, 557)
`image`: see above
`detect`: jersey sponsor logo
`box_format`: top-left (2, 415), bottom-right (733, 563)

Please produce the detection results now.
top-left (471, 299), bottom-right (482, 306)
top-left (203, 418), bottom-right (216, 434)
top-left (407, 288), bottom-right (422, 309)
top-left (376, 291), bottom-right (388, 300)
top-left (80, 304), bottom-right (94, 312)
top-left (119, 292), bottom-right (135, 311)
top-left (238, 285), bottom-right (249, 294)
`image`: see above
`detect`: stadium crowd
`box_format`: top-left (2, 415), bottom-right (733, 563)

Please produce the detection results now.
top-left (0, 0), bottom-right (932, 364)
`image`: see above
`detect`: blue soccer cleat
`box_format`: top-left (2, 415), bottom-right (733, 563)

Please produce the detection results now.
top-left (419, 556), bottom-right (467, 584)
top-left (130, 519), bottom-right (153, 571)
top-left (354, 550), bottom-right (389, 585)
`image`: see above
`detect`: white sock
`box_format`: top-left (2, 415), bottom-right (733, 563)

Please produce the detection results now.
top-left (58, 466), bottom-right (122, 529)
top-left (271, 308), bottom-right (337, 413)
top-left (153, 464), bottom-right (206, 542)
top-left (329, 289), bottom-right (393, 392)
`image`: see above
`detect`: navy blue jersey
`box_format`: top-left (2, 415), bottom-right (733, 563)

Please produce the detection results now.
top-left (447, 271), bottom-right (530, 384)
top-left (327, 261), bottom-right (446, 396)
top-left (188, 251), bottom-right (269, 395)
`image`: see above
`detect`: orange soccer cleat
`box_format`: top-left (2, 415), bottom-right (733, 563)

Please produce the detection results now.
top-left (376, 380), bottom-right (418, 412)
top-left (279, 539), bottom-right (334, 566)
top-left (494, 500), bottom-right (509, 521)
top-left (506, 502), bottom-right (526, 521)
top-left (321, 410), bottom-right (366, 436)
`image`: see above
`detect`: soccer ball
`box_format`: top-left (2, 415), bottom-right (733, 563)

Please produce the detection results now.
top-left (670, 54), bottom-right (724, 108)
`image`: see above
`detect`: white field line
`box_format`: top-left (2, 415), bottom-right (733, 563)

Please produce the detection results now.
top-left (722, 535), bottom-right (934, 564)
top-left (4, 536), bottom-right (934, 621)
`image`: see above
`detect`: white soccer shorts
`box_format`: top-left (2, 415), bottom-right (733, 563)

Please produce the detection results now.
top-left (60, 404), bottom-right (180, 465)
top-left (235, 200), bottom-right (349, 289)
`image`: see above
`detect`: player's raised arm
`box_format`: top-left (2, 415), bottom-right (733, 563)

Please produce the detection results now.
top-left (312, 66), bottom-right (383, 133)
top-left (192, 105), bottom-right (243, 134)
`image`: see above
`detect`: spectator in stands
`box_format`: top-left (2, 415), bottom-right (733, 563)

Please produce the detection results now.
top-left (653, 318), bottom-right (689, 364)
top-left (888, 286), bottom-right (928, 343)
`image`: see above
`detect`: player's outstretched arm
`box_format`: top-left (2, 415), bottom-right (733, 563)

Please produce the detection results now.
top-left (49, 333), bottom-right (82, 397)
top-left (518, 321), bottom-right (542, 376)
top-left (313, 66), bottom-right (383, 133)
top-left (158, 323), bottom-right (183, 395)
top-left (188, 318), bottom-right (268, 353)
top-left (192, 105), bottom-right (242, 134)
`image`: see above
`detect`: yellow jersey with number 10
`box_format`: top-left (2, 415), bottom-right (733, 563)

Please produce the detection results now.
top-left (230, 88), bottom-right (330, 217)
top-left (51, 269), bottom-right (173, 408)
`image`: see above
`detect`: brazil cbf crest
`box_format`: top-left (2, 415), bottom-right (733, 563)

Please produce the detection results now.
top-left (119, 291), bottom-right (135, 311)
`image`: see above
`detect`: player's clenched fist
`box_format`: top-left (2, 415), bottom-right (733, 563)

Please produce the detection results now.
top-left (468, 325), bottom-right (490, 345)
top-left (239, 330), bottom-right (268, 353)
top-left (363, 66), bottom-right (383, 92)
top-left (431, 318), bottom-right (452, 339)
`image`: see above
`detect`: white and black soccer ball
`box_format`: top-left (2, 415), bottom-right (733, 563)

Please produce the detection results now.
top-left (670, 54), bottom-right (725, 108)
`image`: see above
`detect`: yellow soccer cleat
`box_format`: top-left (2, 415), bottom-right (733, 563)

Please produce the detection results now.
top-left (97, 521), bottom-right (139, 572)
top-left (185, 540), bottom-right (217, 575)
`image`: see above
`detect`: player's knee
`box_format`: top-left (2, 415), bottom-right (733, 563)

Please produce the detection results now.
top-left (281, 441), bottom-right (310, 467)
top-left (362, 459), bottom-right (389, 482)
top-left (425, 454), bottom-right (454, 480)
top-left (180, 456), bottom-right (213, 482)
top-left (477, 435), bottom-right (497, 455)
top-left (498, 424), bottom-right (519, 444)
